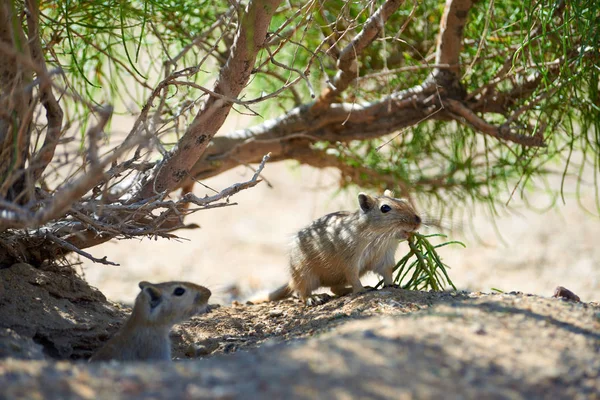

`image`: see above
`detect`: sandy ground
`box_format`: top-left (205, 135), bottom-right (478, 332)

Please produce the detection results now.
top-left (81, 160), bottom-right (600, 305)
top-left (2, 288), bottom-right (599, 399)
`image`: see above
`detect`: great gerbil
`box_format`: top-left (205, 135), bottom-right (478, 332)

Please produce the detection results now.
top-left (264, 190), bottom-right (421, 306)
top-left (89, 281), bottom-right (211, 362)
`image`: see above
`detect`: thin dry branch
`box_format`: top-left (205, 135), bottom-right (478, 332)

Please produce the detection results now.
top-left (183, 152), bottom-right (270, 206)
top-left (169, 7), bottom-right (235, 68)
top-left (44, 232), bottom-right (119, 266)
top-left (93, 153), bottom-right (270, 217)
top-left (86, 106), bottom-right (112, 166)
top-left (0, 106), bottom-right (152, 231)
top-left (36, 106), bottom-right (115, 221)
top-left (0, 2), bottom-right (33, 200)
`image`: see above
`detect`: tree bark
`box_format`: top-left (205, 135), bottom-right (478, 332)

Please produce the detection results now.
top-left (433, 0), bottom-right (475, 97)
top-left (0, 1), bottom-right (33, 201)
top-left (187, 84), bottom-right (440, 181)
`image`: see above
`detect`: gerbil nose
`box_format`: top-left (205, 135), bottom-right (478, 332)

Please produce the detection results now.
top-left (415, 215), bottom-right (421, 225)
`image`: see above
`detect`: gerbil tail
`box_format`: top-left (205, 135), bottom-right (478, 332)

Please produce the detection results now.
top-left (250, 283), bottom-right (294, 303)
top-left (268, 283), bottom-right (294, 301)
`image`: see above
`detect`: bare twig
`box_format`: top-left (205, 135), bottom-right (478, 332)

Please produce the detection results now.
top-left (0, 107), bottom-right (154, 232)
top-left (182, 153), bottom-right (270, 205)
top-left (169, 7), bottom-right (236, 68)
top-left (45, 232), bottom-right (119, 266)
top-left (87, 106), bottom-right (113, 166)
top-left (264, 46), bottom-right (315, 99)
top-left (355, 63), bottom-right (458, 83)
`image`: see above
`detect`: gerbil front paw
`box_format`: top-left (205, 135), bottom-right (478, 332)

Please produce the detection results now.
top-left (383, 284), bottom-right (400, 289)
top-left (305, 293), bottom-right (332, 306)
top-left (351, 286), bottom-right (376, 296)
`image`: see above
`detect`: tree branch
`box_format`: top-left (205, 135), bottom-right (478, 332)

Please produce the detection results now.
top-left (433, 0), bottom-right (475, 94)
top-left (25, 0), bottom-right (64, 181)
top-left (435, 0), bottom-right (475, 74)
top-left (182, 152), bottom-right (270, 204)
top-left (443, 98), bottom-right (545, 147)
top-left (187, 84), bottom-right (439, 181)
top-left (312, 0), bottom-right (405, 111)
top-left (0, 1), bottom-right (33, 200)
top-left (136, 0), bottom-right (282, 199)
top-left (0, 106), bottom-right (137, 231)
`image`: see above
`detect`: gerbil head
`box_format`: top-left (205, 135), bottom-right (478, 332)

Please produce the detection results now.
top-left (133, 281), bottom-right (212, 327)
top-left (358, 191), bottom-right (421, 239)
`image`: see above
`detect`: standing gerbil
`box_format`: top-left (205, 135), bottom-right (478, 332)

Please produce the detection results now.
top-left (264, 190), bottom-right (421, 305)
top-left (90, 281), bottom-right (211, 362)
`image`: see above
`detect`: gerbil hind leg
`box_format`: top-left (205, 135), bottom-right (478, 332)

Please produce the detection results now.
top-left (294, 275), bottom-right (331, 306)
top-left (330, 285), bottom-right (353, 296)
top-left (297, 283), bottom-right (330, 306)
top-left (304, 293), bottom-right (332, 306)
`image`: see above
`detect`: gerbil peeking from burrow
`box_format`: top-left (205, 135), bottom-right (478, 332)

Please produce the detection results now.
top-left (89, 281), bottom-right (211, 362)
top-left (260, 190), bottom-right (421, 306)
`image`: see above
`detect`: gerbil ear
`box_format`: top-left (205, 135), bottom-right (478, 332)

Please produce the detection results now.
top-left (139, 281), bottom-right (154, 290)
top-left (358, 193), bottom-right (376, 212)
top-left (144, 286), bottom-right (162, 309)
top-left (383, 189), bottom-right (395, 198)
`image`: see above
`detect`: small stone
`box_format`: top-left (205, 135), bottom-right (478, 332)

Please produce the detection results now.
top-left (223, 343), bottom-right (236, 353)
top-left (191, 339), bottom-right (219, 357)
top-left (552, 286), bottom-right (580, 302)
top-left (184, 344), bottom-right (197, 357)
top-left (472, 324), bottom-right (486, 335)
top-left (195, 345), bottom-right (211, 356)
top-left (269, 309), bottom-right (284, 317)
top-left (224, 336), bottom-right (246, 342)
top-left (362, 330), bottom-right (377, 339)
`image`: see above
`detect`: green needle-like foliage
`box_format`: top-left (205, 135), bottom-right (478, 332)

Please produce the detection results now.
top-left (31, 0), bottom-right (598, 218)
top-left (376, 233), bottom-right (464, 291)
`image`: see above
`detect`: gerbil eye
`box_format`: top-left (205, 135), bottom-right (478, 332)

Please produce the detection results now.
top-left (380, 204), bottom-right (391, 213)
top-left (173, 287), bottom-right (186, 296)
